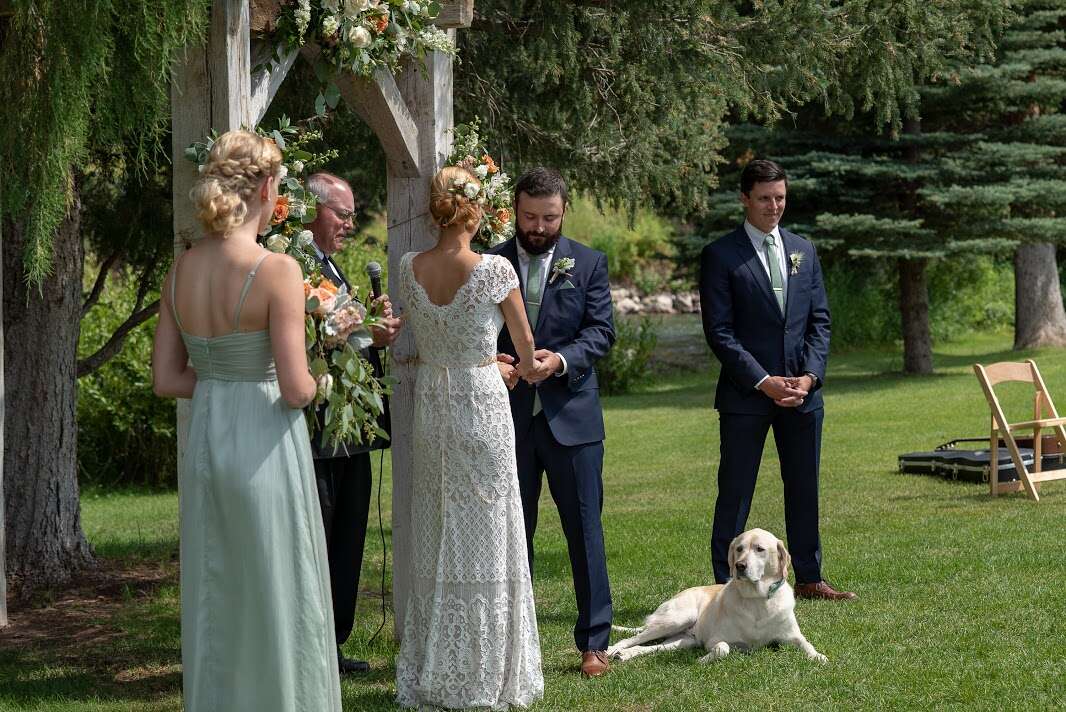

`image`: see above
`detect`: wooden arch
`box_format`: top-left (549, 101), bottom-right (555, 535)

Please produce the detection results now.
top-left (169, 0), bottom-right (474, 636)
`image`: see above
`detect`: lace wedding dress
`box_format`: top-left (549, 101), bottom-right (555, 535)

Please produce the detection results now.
top-left (395, 252), bottom-right (544, 710)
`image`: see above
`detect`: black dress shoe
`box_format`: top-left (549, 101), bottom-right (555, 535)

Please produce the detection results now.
top-left (338, 653), bottom-right (370, 674)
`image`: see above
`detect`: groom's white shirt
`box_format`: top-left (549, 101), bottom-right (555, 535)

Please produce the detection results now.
top-left (515, 240), bottom-right (567, 376)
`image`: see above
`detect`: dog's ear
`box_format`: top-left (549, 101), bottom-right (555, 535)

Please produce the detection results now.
top-left (728, 535), bottom-right (739, 578)
top-left (776, 539), bottom-right (791, 582)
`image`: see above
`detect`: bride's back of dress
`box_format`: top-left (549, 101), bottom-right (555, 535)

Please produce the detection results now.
top-left (400, 252), bottom-right (518, 367)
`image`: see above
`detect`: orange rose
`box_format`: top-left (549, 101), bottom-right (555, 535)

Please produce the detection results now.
top-left (318, 277), bottom-right (339, 295)
top-left (271, 195), bottom-right (289, 224)
top-left (495, 207), bottom-right (511, 224)
top-left (373, 13), bottom-right (390, 34)
top-left (482, 155), bottom-right (498, 174)
top-left (303, 280), bottom-right (312, 298)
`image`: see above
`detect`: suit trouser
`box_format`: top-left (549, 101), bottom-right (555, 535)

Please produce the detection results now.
top-left (313, 453), bottom-right (372, 647)
top-left (516, 412), bottom-right (612, 652)
top-left (711, 407), bottom-right (824, 585)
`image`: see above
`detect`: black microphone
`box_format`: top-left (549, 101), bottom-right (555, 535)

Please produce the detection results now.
top-left (366, 261), bottom-right (383, 300)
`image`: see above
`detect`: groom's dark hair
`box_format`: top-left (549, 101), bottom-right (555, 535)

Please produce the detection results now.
top-left (740, 159), bottom-right (788, 195)
top-left (514, 167), bottom-right (570, 207)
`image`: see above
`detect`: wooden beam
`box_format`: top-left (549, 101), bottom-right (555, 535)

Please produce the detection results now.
top-left (333, 71), bottom-right (421, 177)
top-left (250, 42), bottom-right (299, 127)
top-left (434, 0), bottom-right (474, 29)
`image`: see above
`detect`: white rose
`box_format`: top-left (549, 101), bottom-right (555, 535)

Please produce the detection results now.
top-left (291, 160), bottom-right (305, 174)
top-left (347, 25), bottom-right (372, 48)
top-left (276, 164), bottom-right (288, 181)
top-left (265, 234), bottom-right (290, 253)
top-left (297, 230), bottom-right (315, 247)
top-left (463, 182), bottom-right (480, 200)
top-left (403, 0), bottom-right (420, 12)
top-left (322, 0), bottom-right (341, 13)
top-left (474, 164), bottom-right (489, 179)
top-left (197, 163), bottom-right (206, 174)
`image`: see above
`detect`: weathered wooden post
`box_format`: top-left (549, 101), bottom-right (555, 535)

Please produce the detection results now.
top-left (1, 167), bottom-right (7, 628)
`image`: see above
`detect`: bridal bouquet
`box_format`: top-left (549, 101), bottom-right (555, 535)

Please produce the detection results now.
top-left (186, 118), bottom-right (391, 448)
top-left (447, 119), bottom-right (515, 250)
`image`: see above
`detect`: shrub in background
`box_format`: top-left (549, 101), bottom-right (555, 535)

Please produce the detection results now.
top-left (565, 197), bottom-right (675, 294)
top-left (598, 313), bottom-right (658, 396)
top-left (78, 265), bottom-right (176, 488)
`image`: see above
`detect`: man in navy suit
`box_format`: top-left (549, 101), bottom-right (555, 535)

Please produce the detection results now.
top-left (490, 167), bottom-right (617, 676)
top-left (699, 159), bottom-right (855, 601)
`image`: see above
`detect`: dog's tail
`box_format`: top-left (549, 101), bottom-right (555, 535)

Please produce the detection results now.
top-left (611, 624), bottom-right (644, 633)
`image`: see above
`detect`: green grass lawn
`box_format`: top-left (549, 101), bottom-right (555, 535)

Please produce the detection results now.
top-left (3, 331), bottom-right (1066, 710)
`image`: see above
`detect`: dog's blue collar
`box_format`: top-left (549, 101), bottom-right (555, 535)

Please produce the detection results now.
top-left (767, 578), bottom-right (785, 599)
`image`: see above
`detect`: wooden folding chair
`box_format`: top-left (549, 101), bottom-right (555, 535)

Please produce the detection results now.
top-left (973, 359), bottom-right (1066, 500)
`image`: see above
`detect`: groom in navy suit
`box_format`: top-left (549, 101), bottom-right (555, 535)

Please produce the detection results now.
top-left (491, 167), bottom-right (617, 677)
top-left (699, 159), bottom-right (855, 601)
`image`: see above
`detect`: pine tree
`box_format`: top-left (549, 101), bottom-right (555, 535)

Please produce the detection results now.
top-left (919, 0), bottom-right (1066, 349)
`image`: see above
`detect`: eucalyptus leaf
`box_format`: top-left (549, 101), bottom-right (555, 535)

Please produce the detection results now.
top-left (324, 83), bottom-right (341, 109)
top-left (347, 331), bottom-right (373, 351)
top-left (271, 130), bottom-right (286, 151)
top-left (310, 357), bottom-right (329, 378)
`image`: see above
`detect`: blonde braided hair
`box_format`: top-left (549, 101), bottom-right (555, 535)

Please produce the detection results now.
top-left (190, 130), bottom-right (283, 235)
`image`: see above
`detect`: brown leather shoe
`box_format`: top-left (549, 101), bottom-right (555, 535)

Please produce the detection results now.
top-left (795, 580), bottom-right (857, 601)
top-left (581, 650), bottom-right (610, 678)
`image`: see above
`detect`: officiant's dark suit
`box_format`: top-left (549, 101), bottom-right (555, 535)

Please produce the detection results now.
top-left (305, 173), bottom-right (401, 673)
top-left (489, 169), bottom-right (616, 667)
top-left (700, 159), bottom-right (852, 601)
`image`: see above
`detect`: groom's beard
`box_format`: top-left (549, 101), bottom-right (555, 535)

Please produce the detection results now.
top-left (516, 223), bottom-right (563, 255)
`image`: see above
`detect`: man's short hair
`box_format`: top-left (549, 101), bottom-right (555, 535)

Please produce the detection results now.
top-left (513, 167), bottom-right (570, 207)
top-left (740, 159), bottom-right (788, 195)
top-left (306, 172), bottom-right (350, 205)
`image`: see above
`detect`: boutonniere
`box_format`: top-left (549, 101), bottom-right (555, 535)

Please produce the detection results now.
top-left (550, 257), bottom-right (576, 285)
top-left (789, 252), bottom-right (804, 275)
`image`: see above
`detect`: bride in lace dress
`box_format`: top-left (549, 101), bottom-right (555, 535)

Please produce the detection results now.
top-left (395, 166), bottom-right (544, 709)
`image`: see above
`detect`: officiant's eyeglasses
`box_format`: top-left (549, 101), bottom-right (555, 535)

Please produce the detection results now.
top-left (321, 203), bottom-right (356, 223)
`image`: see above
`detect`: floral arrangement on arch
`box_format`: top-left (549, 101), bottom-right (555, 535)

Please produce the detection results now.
top-left (185, 117), bottom-right (392, 449)
top-left (269, 0), bottom-right (454, 108)
top-left (447, 119), bottom-right (515, 250)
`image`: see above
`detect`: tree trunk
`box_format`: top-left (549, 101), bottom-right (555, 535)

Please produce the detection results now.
top-left (1013, 242), bottom-right (1066, 349)
top-left (3, 199), bottom-right (94, 596)
top-left (898, 257), bottom-right (934, 374)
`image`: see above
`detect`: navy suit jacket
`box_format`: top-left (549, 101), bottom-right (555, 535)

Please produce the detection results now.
top-left (490, 236), bottom-right (615, 446)
top-left (699, 225), bottom-right (830, 415)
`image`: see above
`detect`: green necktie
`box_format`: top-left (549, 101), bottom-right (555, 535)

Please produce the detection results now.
top-left (525, 255), bottom-right (546, 415)
top-left (764, 233), bottom-right (785, 315)
top-left (526, 255), bottom-right (546, 326)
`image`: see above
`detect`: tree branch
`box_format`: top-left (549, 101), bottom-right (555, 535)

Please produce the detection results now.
top-left (76, 299), bottom-right (159, 378)
top-left (81, 251), bottom-right (120, 317)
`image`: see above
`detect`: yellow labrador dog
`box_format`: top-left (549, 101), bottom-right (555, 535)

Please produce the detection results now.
top-left (607, 528), bottom-right (827, 663)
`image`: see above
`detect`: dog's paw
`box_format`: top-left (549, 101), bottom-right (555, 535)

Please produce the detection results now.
top-left (698, 641), bottom-right (730, 664)
top-left (613, 647), bottom-right (642, 662)
top-left (809, 652), bottom-right (828, 663)
top-left (606, 646), bottom-right (621, 659)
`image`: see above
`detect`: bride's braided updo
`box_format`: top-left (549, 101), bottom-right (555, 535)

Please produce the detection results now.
top-left (190, 130), bottom-right (283, 235)
top-left (430, 166), bottom-right (483, 231)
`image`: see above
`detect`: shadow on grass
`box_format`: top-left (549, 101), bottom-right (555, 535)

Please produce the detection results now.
top-left (0, 560), bottom-right (183, 708)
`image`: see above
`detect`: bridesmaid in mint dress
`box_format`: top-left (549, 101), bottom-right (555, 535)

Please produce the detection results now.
top-left (152, 130), bottom-right (341, 711)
